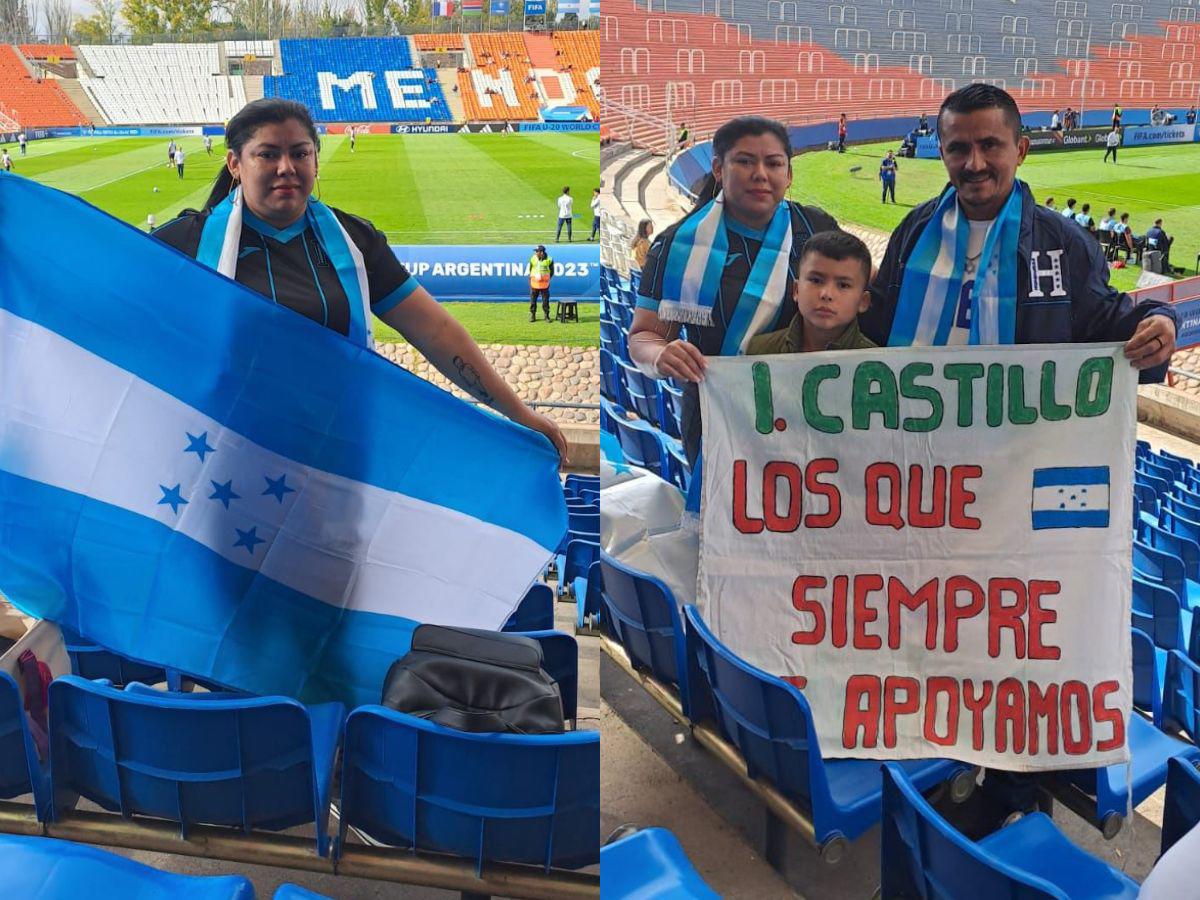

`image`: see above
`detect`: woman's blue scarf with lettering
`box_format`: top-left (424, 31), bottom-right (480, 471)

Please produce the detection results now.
top-left (658, 191), bottom-right (793, 356)
top-left (889, 181), bottom-right (1024, 346)
top-left (196, 187), bottom-right (374, 348)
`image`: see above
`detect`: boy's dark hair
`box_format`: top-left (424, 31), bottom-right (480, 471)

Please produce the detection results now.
top-left (1107, 207), bottom-right (1116, 216)
top-left (937, 82), bottom-right (1023, 143)
top-left (1066, 197), bottom-right (1076, 207)
top-left (798, 230), bottom-right (872, 288)
top-left (1081, 203), bottom-right (1090, 213)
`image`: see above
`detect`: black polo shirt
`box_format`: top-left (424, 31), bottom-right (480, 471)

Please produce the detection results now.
top-left (153, 205), bottom-right (418, 336)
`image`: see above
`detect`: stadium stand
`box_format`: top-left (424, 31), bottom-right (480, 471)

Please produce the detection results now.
top-left (413, 33), bottom-right (466, 52)
top-left (602, 0), bottom-right (1200, 144)
top-left (599, 257), bottom-right (1200, 877)
top-left (600, 827), bottom-right (720, 898)
top-left (265, 37), bottom-right (450, 123)
top-left (0, 45), bottom-right (86, 127)
top-left (17, 43), bottom-right (74, 61)
top-left (77, 44), bottom-right (246, 124)
top-left (552, 31), bottom-right (601, 119)
top-left (460, 32), bottom-right (542, 121)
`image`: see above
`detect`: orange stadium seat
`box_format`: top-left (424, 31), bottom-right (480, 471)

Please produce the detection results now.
top-left (602, 0), bottom-right (1200, 149)
top-left (0, 45), bottom-right (87, 128)
top-left (551, 31), bottom-right (599, 119)
top-left (17, 44), bottom-right (75, 61)
top-left (413, 34), bottom-right (465, 52)
top-left (460, 32), bottom-right (541, 121)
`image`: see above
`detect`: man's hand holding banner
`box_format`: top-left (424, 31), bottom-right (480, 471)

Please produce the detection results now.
top-left (699, 345), bottom-right (1135, 771)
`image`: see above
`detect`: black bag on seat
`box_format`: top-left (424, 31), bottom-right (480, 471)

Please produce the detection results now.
top-left (381, 625), bottom-right (565, 734)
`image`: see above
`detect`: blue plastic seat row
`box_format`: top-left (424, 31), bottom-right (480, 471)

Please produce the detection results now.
top-left (0, 630), bottom-right (596, 876)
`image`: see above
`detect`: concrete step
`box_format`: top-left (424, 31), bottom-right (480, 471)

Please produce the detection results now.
top-left (57, 78), bottom-right (104, 125)
top-left (437, 69), bottom-right (465, 123)
top-left (242, 75), bottom-right (264, 104)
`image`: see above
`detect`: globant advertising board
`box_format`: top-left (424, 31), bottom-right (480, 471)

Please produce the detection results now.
top-left (1025, 128), bottom-right (1112, 152)
top-left (1122, 124), bottom-right (1198, 147)
top-left (389, 244), bottom-right (600, 301)
top-left (698, 346), bottom-right (1134, 771)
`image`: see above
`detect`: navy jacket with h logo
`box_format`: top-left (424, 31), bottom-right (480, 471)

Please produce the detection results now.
top-left (861, 181), bottom-right (1177, 384)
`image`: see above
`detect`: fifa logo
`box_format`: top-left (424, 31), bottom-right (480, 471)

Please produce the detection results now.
top-left (1027, 249), bottom-right (1067, 299)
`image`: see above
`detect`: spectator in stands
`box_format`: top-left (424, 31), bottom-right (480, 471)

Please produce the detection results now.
top-left (879, 150), bottom-right (898, 204)
top-left (1098, 207), bottom-right (1117, 232)
top-left (862, 85), bottom-right (1177, 834)
top-left (1104, 126), bottom-right (1120, 163)
top-left (677, 123), bottom-right (689, 150)
top-left (628, 115), bottom-right (840, 465)
top-left (837, 112), bottom-right (847, 152)
top-left (1074, 202), bottom-right (1094, 234)
top-left (1050, 109), bottom-right (1061, 131)
top-left (863, 81), bottom-right (1174, 396)
top-left (630, 219), bottom-right (653, 270)
top-left (152, 98), bottom-right (566, 458)
top-left (1145, 218), bottom-right (1174, 268)
top-left (556, 187), bottom-right (574, 242)
top-left (17, 131), bottom-right (25, 156)
top-left (1, 149), bottom-right (11, 172)
top-left (1044, 196), bottom-right (1056, 210)
top-left (528, 244), bottom-right (553, 322)
top-left (1062, 197), bottom-right (1077, 219)
top-left (175, 146), bottom-right (185, 180)
top-left (744, 230), bottom-right (876, 355)
top-left (589, 187), bottom-right (601, 241)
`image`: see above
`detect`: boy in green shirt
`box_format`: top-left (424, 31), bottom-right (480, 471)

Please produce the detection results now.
top-left (747, 230), bottom-right (876, 355)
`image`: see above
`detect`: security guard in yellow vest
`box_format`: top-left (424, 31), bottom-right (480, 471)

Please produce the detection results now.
top-left (528, 244), bottom-right (554, 322)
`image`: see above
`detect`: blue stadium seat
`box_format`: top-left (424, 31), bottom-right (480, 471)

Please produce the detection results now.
top-left (338, 706), bottom-right (599, 871)
top-left (503, 582), bottom-right (555, 632)
top-left (664, 440), bottom-right (691, 494)
top-left (265, 38), bottom-right (449, 123)
top-left (1139, 520), bottom-right (1200, 588)
top-left (557, 538), bottom-right (600, 598)
top-left (568, 508), bottom-right (600, 543)
top-left (1058, 714), bottom-right (1200, 837)
top-left (613, 414), bottom-right (667, 478)
top-left (618, 358), bottom-right (661, 428)
top-left (0, 834), bottom-right (253, 899)
top-left (881, 764), bottom-right (1139, 899)
top-left (574, 560), bottom-right (602, 629)
top-left (1164, 648), bottom-right (1200, 743)
top-left (600, 827), bottom-right (719, 899)
top-left (1132, 575), bottom-right (1190, 680)
top-left (565, 473), bottom-right (600, 496)
top-left (1134, 539), bottom-right (1192, 611)
top-left (684, 606), bottom-right (970, 857)
top-left (1133, 627), bottom-right (1164, 725)
top-left (48, 676), bottom-right (342, 855)
top-left (0, 671), bottom-right (48, 819)
top-left (600, 347), bottom-right (622, 403)
top-left (274, 886), bottom-right (331, 900)
top-left (600, 553), bottom-right (689, 713)
top-left (1162, 756), bottom-right (1200, 855)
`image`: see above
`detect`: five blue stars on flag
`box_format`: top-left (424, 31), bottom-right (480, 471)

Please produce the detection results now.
top-left (158, 431), bottom-right (298, 557)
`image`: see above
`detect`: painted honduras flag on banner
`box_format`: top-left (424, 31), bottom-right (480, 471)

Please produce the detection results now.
top-left (0, 175), bottom-right (566, 707)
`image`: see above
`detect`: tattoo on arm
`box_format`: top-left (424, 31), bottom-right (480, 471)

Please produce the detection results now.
top-left (452, 355), bottom-right (495, 405)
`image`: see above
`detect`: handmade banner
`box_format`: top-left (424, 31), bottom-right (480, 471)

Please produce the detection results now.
top-left (698, 346), bottom-right (1135, 771)
top-left (0, 174), bottom-right (566, 708)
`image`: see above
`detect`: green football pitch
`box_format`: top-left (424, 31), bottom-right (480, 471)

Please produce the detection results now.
top-left (12, 131), bottom-right (600, 346)
top-left (791, 139), bottom-right (1200, 294)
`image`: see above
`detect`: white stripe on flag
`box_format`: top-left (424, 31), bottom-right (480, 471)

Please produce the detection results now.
top-left (1032, 483), bottom-right (1111, 514)
top-left (914, 202), bottom-right (960, 345)
top-left (0, 308), bottom-right (546, 627)
top-left (738, 218), bottom-right (793, 354)
top-left (679, 200), bottom-right (724, 309)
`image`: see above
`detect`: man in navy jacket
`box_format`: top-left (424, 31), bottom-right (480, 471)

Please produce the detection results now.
top-left (861, 83), bottom-right (1176, 382)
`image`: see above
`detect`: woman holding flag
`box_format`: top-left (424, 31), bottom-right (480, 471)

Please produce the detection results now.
top-left (154, 98), bottom-right (566, 459)
top-left (628, 115), bottom-right (839, 465)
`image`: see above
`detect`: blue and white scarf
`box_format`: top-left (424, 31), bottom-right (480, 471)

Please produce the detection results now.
top-left (889, 182), bottom-right (1024, 347)
top-left (658, 191), bottom-right (794, 356)
top-left (196, 187), bottom-right (374, 348)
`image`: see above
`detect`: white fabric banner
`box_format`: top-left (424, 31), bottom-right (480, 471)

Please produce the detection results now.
top-left (698, 344), bottom-right (1135, 771)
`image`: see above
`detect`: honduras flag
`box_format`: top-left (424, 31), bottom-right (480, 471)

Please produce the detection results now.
top-left (1031, 466), bottom-right (1111, 530)
top-left (0, 175), bottom-right (566, 707)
